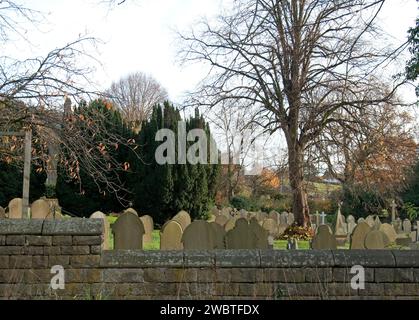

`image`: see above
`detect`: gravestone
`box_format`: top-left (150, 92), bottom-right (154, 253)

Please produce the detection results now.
top-left (403, 219), bottom-right (412, 233)
top-left (350, 222), bottom-right (371, 249)
top-left (277, 224), bottom-right (288, 238)
top-left (357, 217), bottom-right (365, 224)
top-left (379, 223), bottom-right (398, 243)
top-left (31, 199), bottom-right (52, 220)
top-left (239, 209), bottom-right (248, 219)
top-left (392, 218), bottom-right (403, 234)
top-left (373, 216), bottom-right (382, 231)
top-left (215, 215), bottom-right (228, 227)
top-left (365, 216), bottom-right (375, 228)
top-left (160, 220), bottom-right (183, 250)
top-left (346, 215), bottom-right (357, 235)
top-left (124, 208), bottom-right (138, 216)
top-left (320, 212), bottom-right (327, 225)
top-left (269, 210), bottom-right (280, 225)
top-left (221, 207), bottom-right (232, 217)
top-left (226, 218), bottom-right (268, 249)
top-left (249, 218), bottom-right (269, 249)
top-left (111, 212), bottom-right (145, 250)
top-left (90, 211), bottom-right (110, 250)
top-left (280, 212), bottom-right (288, 226)
top-left (0, 206), bottom-right (5, 219)
top-left (364, 230), bottom-right (389, 249)
top-left (139, 215), bottom-right (154, 244)
top-left (311, 225), bottom-right (337, 250)
top-left (182, 220), bottom-right (216, 250)
top-left (287, 212), bottom-right (295, 225)
top-left (224, 217), bottom-right (238, 232)
top-left (334, 205), bottom-right (347, 244)
top-left (173, 210), bottom-right (191, 232)
top-left (209, 222), bottom-right (226, 249)
top-left (8, 198), bottom-right (22, 219)
top-left (210, 207), bottom-right (220, 217)
top-left (262, 218), bottom-right (278, 238)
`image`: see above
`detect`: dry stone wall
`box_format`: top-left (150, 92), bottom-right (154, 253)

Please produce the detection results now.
top-left (0, 219), bottom-right (418, 300)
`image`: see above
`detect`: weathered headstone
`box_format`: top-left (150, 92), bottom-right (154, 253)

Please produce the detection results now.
top-left (215, 215), bottom-right (228, 227)
top-left (209, 222), bottom-right (226, 249)
top-left (139, 215), bottom-right (154, 244)
top-left (379, 223), bottom-right (398, 244)
top-left (334, 205), bottom-right (347, 243)
top-left (277, 224), bottom-right (288, 238)
top-left (403, 219), bottom-right (412, 233)
top-left (31, 199), bottom-right (52, 220)
top-left (392, 218), bottom-right (403, 234)
top-left (111, 212), bottom-right (145, 250)
top-left (90, 211), bottom-right (109, 250)
top-left (210, 207), bottom-right (220, 217)
top-left (357, 217), bottom-right (365, 224)
top-left (280, 212), bottom-right (288, 226)
top-left (160, 220), bottom-right (183, 250)
top-left (269, 210), bottom-right (280, 225)
top-left (0, 206), bottom-right (5, 219)
top-left (224, 217), bottom-right (238, 232)
top-left (346, 215), bottom-right (357, 235)
top-left (124, 208), bottom-right (138, 216)
top-left (350, 222), bottom-right (371, 249)
top-left (312, 225), bottom-right (337, 250)
top-left (320, 212), bottom-right (327, 225)
top-left (365, 216), bottom-right (375, 228)
top-left (182, 220), bottom-right (216, 250)
top-left (249, 218), bottom-right (269, 249)
top-left (391, 200), bottom-right (397, 222)
top-left (262, 218), bottom-right (278, 238)
top-left (287, 212), bottom-right (295, 225)
top-left (226, 218), bottom-right (268, 249)
top-left (364, 230), bottom-right (389, 249)
top-left (173, 210), bottom-right (191, 232)
top-left (373, 216), bottom-right (382, 231)
top-left (8, 198), bottom-right (22, 219)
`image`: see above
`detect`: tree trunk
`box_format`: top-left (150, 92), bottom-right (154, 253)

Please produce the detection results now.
top-left (288, 144), bottom-right (310, 227)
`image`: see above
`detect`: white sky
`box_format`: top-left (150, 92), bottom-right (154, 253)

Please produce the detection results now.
top-left (7, 0), bottom-right (418, 103)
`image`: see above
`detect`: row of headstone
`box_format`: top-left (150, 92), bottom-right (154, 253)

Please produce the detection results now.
top-left (212, 207), bottom-right (294, 240)
top-left (160, 210), bottom-right (192, 250)
top-left (0, 198), bottom-right (63, 220)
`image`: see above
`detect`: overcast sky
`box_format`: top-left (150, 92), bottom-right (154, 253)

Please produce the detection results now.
top-left (7, 0), bottom-right (418, 104)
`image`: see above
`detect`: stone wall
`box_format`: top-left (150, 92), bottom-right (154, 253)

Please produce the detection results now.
top-left (0, 219), bottom-right (418, 300)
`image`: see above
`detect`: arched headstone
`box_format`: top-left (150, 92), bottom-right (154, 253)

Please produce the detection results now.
top-left (312, 225), bottom-right (337, 250)
top-left (262, 218), bottom-right (278, 238)
top-left (173, 210), bottom-right (191, 232)
top-left (124, 208), bottom-right (138, 216)
top-left (8, 198), bottom-right (22, 219)
top-left (379, 223), bottom-right (397, 243)
top-left (111, 212), bottom-right (144, 250)
top-left (215, 215), bottom-right (228, 227)
top-left (364, 230), bottom-right (389, 249)
top-left (350, 222), bottom-right (371, 249)
top-left (139, 215), bottom-right (154, 244)
top-left (182, 220), bottom-right (216, 250)
top-left (90, 211), bottom-right (110, 250)
top-left (31, 199), bottom-right (52, 220)
top-left (160, 220), bottom-right (183, 250)
top-left (209, 222), bottom-right (226, 249)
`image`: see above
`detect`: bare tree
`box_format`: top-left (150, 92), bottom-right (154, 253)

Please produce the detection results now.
top-left (179, 0), bottom-right (403, 226)
top-left (310, 94), bottom-right (417, 198)
top-left (0, 1), bottom-right (139, 206)
top-left (106, 72), bottom-right (168, 132)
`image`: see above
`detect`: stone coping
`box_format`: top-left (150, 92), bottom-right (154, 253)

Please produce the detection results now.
top-left (0, 219), bottom-right (103, 235)
top-left (101, 250), bottom-right (418, 268)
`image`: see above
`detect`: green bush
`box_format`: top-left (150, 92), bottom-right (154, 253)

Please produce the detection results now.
top-left (230, 196), bottom-right (260, 211)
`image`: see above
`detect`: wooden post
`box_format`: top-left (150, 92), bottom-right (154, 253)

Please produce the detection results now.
top-left (22, 130), bottom-right (32, 219)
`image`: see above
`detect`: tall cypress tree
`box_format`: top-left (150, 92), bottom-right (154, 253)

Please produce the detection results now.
top-left (133, 102), bottom-right (219, 225)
